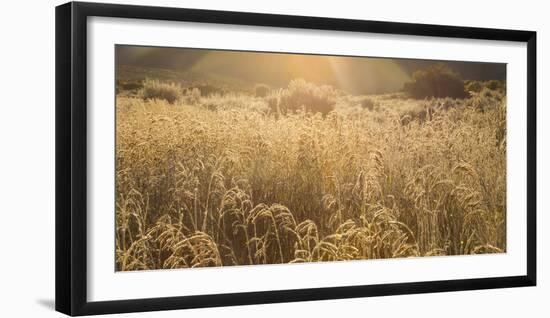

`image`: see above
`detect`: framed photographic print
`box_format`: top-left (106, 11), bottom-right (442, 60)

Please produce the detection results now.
top-left (55, 1), bottom-right (536, 316)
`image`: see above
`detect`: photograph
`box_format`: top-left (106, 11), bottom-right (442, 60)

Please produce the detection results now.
top-left (0, 0), bottom-right (544, 316)
top-left (115, 45), bottom-right (507, 271)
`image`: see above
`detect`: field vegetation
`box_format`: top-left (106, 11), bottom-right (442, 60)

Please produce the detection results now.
top-left (115, 67), bottom-right (506, 271)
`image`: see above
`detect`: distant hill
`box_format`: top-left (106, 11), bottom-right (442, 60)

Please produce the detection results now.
top-left (116, 45), bottom-right (505, 95)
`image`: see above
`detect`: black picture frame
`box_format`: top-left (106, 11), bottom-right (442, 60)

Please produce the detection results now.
top-left (55, 1), bottom-right (537, 316)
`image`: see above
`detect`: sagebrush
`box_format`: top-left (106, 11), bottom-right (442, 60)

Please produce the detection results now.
top-left (140, 79), bottom-right (181, 104)
top-left (403, 64), bottom-right (468, 99)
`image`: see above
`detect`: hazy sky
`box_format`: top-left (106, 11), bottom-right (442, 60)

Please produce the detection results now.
top-left (116, 45), bottom-right (506, 94)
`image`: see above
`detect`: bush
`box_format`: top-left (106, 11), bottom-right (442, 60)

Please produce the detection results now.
top-left (465, 80), bottom-right (484, 94)
top-left (403, 64), bottom-right (468, 99)
top-left (182, 87), bottom-right (201, 105)
top-left (465, 80), bottom-right (506, 97)
top-left (485, 80), bottom-right (506, 92)
top-left (189, 84), bottom-right (225, 97)
top-left (116, 79), bottom-right (144, 95)
top-left (360, 97), bottom-right (377, 111)
top-left (254, 84), bottom-right (271, 97)
top-left (268, 79), bottom-right (336, 116)
top-left (481, 87), bottom-right (496, 98)
top-left (118, 79), bottom-right (143, 91)
top-left (140, 79), bottom-right (181, 104)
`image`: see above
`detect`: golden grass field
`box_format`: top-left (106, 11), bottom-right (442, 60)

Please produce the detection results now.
top-left (115, 77), bottom-right (506, 271)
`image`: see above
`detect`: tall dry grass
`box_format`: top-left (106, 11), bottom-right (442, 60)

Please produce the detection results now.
top-left (115, 81), bottom-right (506, 271)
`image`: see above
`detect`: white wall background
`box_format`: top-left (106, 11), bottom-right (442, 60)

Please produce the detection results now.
top-left (0, 0), bottom-right (546, 316)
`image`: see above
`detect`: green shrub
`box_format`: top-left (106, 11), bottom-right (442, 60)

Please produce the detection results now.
top-left (182, 87), bottom-right (201, 105)
top-left (360, 97), bottom-right (377, 111)
top-left (465, 80), bottom-right (506, 97)
top-left (403, 64), bottom-right (468, 99)
top-left (116, 79), bottom-right (144, 95)
top-left (485, 80), bottom-right (506, 92)
top-left (189, 84), bottom-right (225, 97)
top-left (140, 79), bottom-right (181, 104)
top-left (121, 79), bottom-right (143, 91)
top-left (465, 80), bottom-right (484, 94)
top-left (481, 87), bottom-right (495, 98)
top-left (254, 84), bottom-right (271, 97)
top-left (268, 79), bottom-right (336, 116)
